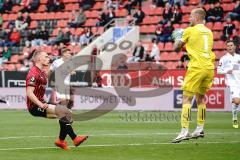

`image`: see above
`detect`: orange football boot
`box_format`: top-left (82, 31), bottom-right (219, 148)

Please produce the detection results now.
top-left (73, 135), bottom-right (89, 147)
top-left (55, 139), bottom-right (70, 150)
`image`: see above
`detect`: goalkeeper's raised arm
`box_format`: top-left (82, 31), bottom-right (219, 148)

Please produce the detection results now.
top-left (172, 28), bottom-right (185, 52)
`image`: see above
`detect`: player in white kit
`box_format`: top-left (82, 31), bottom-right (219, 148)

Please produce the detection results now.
top-left (50, 48), bottom-right (74, 109)
top-left (217, 40), bottom-right (240, 128)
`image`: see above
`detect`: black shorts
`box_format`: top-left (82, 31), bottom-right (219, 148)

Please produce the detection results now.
top-left (28, 105), bottom-right (47, 118)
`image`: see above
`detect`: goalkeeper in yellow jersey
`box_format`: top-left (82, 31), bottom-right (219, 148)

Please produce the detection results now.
top-left (172, 8), bottom-right (215, 143)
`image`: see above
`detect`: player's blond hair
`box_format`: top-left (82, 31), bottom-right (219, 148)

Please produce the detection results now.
top-left (192, 8), bottom-right (206, 21)
top-left (32, 50), bottom-right (45, 61)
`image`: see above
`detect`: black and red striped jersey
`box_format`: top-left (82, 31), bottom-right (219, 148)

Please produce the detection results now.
top-left (26, 66), bottom-right (47, 110)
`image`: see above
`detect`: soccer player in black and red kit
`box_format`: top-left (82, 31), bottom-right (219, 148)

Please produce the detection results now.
top-left (26, 50), bottom-right (88, 150)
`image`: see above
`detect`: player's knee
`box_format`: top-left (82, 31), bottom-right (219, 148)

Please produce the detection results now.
top-left (60, 99), bottom-right (68, 105)
top-left (59, 115), bottom-right (73, 124)
top-left (196, 93), bottom-right (205, 105)
top-left (196, 98), bottom-right (205, 105)
top-left (183, 95), bottom-right (193, 104)
top-left (232, 98), bottom-right (240, 105)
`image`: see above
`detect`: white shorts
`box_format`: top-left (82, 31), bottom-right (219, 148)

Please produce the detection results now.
top-left (229, 86), bottom-right (240, 99)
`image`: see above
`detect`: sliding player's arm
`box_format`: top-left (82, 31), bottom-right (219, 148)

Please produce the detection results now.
top-left (26, 76), bottom-right (48, 110)
top-left (27, 86), bottom-right (48, 109)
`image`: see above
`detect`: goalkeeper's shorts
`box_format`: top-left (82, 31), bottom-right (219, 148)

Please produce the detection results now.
top-left (182, 67), bottom-right (214, 96)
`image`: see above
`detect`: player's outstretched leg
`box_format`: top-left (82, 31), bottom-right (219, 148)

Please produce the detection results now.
top-left (55, 105), bottom-right (88, 148)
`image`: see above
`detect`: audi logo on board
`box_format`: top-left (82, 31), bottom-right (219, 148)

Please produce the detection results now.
top-left (101, 73), bottom-right (132, 87)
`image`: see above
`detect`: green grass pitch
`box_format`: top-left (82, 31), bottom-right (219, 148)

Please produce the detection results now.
top-left (0, 110), bottom-right (239, 160)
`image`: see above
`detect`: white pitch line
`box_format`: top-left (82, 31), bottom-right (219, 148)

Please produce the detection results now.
top-left (0, 141), bottom-right (240, 151)
top-left (0, 132), bottom-right (240, 140)
top-left (0, 135), bottom-right (54, 140)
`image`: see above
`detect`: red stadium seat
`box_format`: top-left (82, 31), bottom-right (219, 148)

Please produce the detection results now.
top-left (52, 28), bottom-right (59, 36)
top-left (188, 0), bottom-right (200, 5)
top-left (38, 5), bottom-right (46, 12)
top-left (15, 63), bottom-right (23, 71)
top-left (222, 3), bottom-right (235, 12)
top-left (2, 14), bottom-right (8, 21)
top-left (160, 61), bottom-right (166, 66)
top-left (10, 55), bottom-right (19, 63)
top-left (142, 41), bottom-right (152, 51)
top-left (84, 19), bottom-right (98, 27)
top-left (93, 2), bottom-right (103, 10)
top-left (222, 0), bottom-right (232, 2)
top-left (140, 25), bottom-right (148, 33)
top-left (29, 21), bottom-right (38, 29)
top-left (181, 6), bottom-right (192, 14)
top-left (44, 12), bottom-right (55, 20)
top-left (97, 27), bottom-right (104, 34)
top-left (69, 28), bottom-right (76, 34)
top-left (233, 21), bottom-right (239, 30)
top-left (91, 27), bottom-right (98, 35)
top-left (41, 0), bottom-right (48, 4)
top-left (204, 4), bottom-right (210, 11)
top-left (12, 5), bottom-right (23, 13)
top-left (158, 42), bottom-right (164, 50)
top-left (84, 10), bottom-right (91, 18)
top-left (62, 12), bottom-right (72, 20)
top-left (90, 10), bottom-right (99, 18)
top-left (164, 42), bottom-right (173, 51)
top-left (62, 12), bottom-right (71, 19)
top-left (142, 16), bottom-right (152, 24)
top-left (168, 52), bottom-right (178, 61)
top-left (45, 46), bottom-right (53, 53)
top-left (3, 22), bottom-right (8, 28)
top-left (151, 16), bottom-right (159, 24)
top-left (214, 51), bottom-right (221, 59)
top-left (215, 61), bottom-right (219, 68)
top-left (215, 50), bottom-right (226, 59)
top-left (213, 41), bottom-right (225, 50)
top-left (75, 28), bottom-right (84, 36)
top-left (6, 64), bottom-right (16, 71)
top-left (213, 31), bottom-right (221, 40)
top-left (213, 22), bottom-right (223, 31)
top-left (30, 13), bottom-right (41, 20)
top-left (57, 20), bottom-right (68, 28)
top-left (8, 14), bottom-right (17, 21)
top-left (205, 22), bottom-right (213, 30)
top-left (148, 25), bottom-right (156, 33)
top-left (65, 3), bottom-right (79, 11)
top-left (154, 7), bottom-right (163, 15)
top-left (180, 23), bottom-right (188, 29)
top-left (182, 14), bottom-right (190, 23)
top-left (55, 12), bottom-right (66, 19)
top-left (173, 24), bottom-right (180, 29)
top-left (142, 8), bottom-right (155, 16)
top-left (166, 61), bottom-right (177, 69)
top-left (160, 52), bottom-right (169, 61)
top-left (115, 9), bottom-right (128, 17)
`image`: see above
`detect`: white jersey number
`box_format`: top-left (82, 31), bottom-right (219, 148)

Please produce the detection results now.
top-left (203, 35), bottom-right (208, 52)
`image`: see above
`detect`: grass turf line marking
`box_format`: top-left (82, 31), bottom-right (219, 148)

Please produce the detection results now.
top-left (0, 141), bottom-right (240, 151)
top-left (1, 132), bottom-right (240, 140)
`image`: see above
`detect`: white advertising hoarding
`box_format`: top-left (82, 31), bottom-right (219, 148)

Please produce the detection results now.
top-left (0, 87), bottom-right (231, 111)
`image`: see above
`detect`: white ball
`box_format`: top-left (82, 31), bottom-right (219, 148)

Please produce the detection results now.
top-left (172, 28), bottom-right (184, 41)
